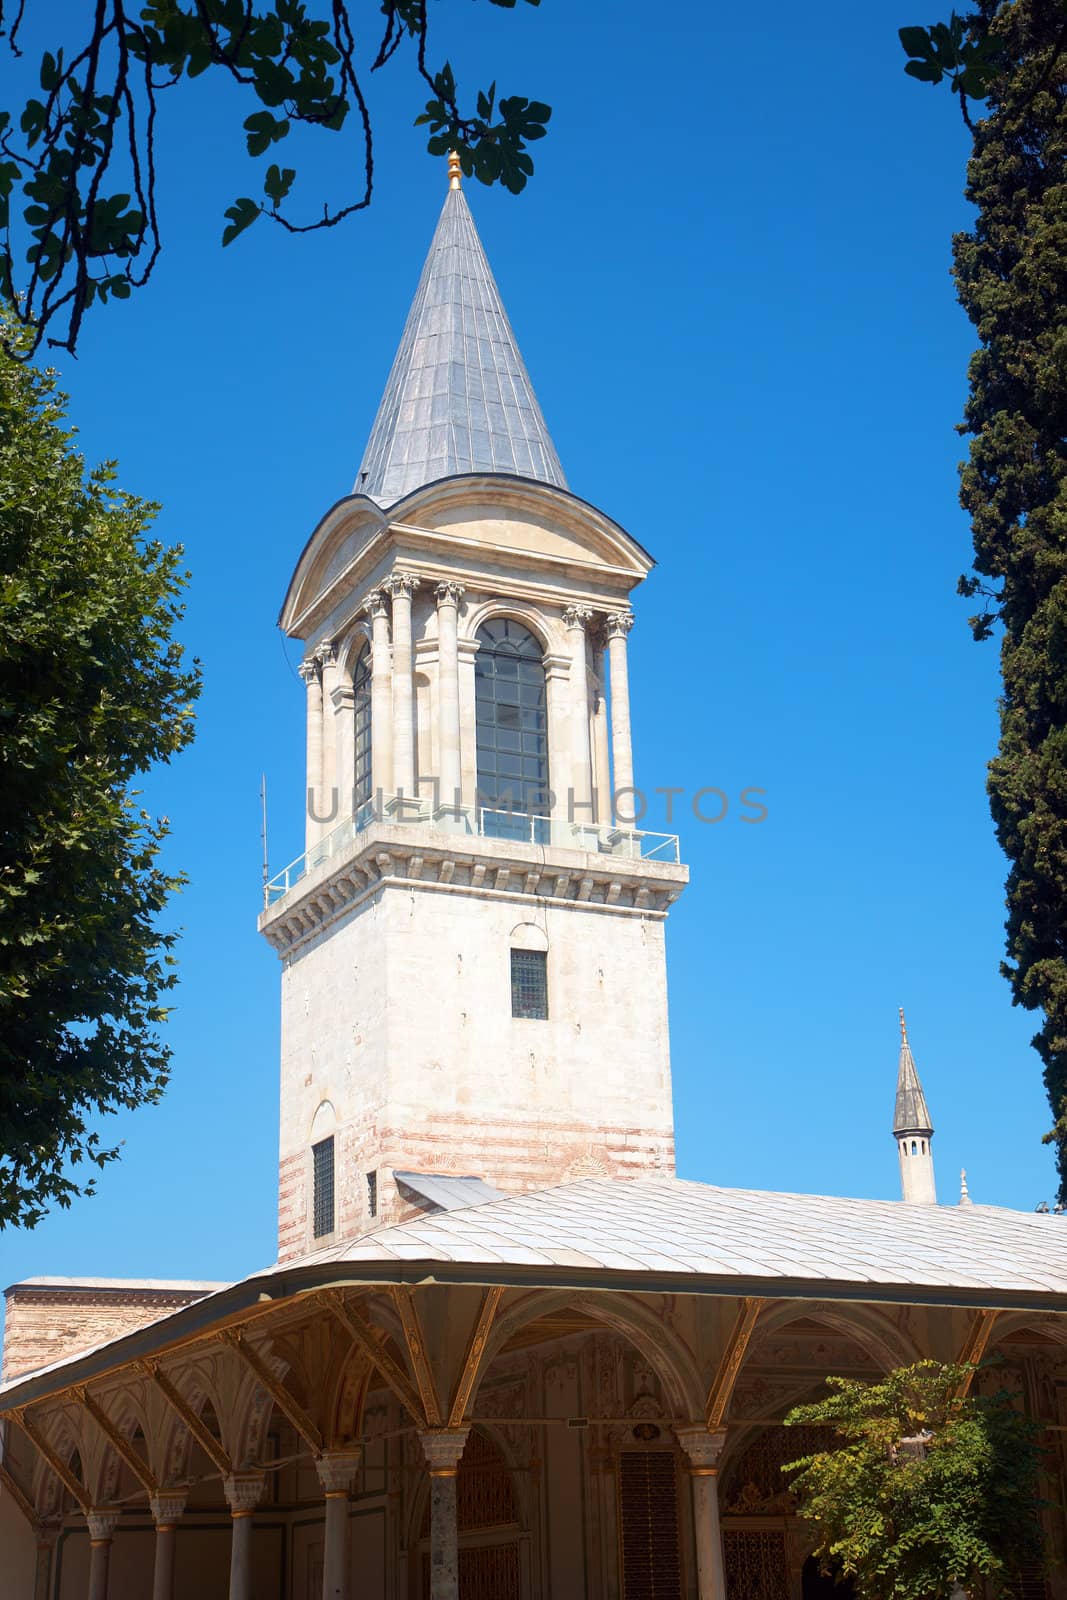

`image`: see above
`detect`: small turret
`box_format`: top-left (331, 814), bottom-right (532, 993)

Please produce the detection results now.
top-left (894, 1009), bottom-right (936, 1204)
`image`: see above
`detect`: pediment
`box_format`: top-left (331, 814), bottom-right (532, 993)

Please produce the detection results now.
top-left (279, 473), bottom-right (653, 638)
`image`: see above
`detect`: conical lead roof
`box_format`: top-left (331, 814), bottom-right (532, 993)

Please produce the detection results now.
top-left (355, 175), bottom-right (567, 503)
top-left (893, 1009), bottom-right (933, 1136)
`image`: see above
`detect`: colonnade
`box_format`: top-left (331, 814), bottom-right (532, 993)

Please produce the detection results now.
top-left (56, 1421), bottom-right (731, 1600)
top-left (301, 576), bottom-right (638, 846)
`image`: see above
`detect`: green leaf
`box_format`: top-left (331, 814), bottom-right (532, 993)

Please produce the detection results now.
top-left (222, 197), bottom-right (261, 246)
top-left (263, 164), bottom-right (296, 206)
top-left (244, 110), bottom-right (290, 158)
top-left (905, 59), bottom-right (944, 83)
top-left (898, 25), bottom-right (933, 58)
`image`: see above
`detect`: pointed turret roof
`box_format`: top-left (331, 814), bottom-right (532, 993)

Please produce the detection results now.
top-left (893, 1008), bottom-right (934, 1136)
top-left (354, 159), bottom-right (567, 504)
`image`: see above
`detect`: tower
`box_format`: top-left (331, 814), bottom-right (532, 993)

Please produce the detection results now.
top-left (894, 1008), bottom-right (936, 1204)
top-left (261, 161), bottom-right (688, 1259)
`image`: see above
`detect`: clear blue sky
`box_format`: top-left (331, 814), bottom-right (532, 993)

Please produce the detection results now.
top-left (2, 0), bottom-right (1054, 1294)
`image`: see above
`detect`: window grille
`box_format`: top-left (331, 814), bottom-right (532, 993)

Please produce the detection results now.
top-left (353, 642), bottom-right (372, 808)
top-left (475, 619), bottom-right (549, 828)
top-left (312, 1136), bottom-right (335, 1238)
top-left (511, 948), bottom-right (548, 1020)
top-left (618, 1450), bottom-right (682, 1599)
top-left (367, 1169), bottom-right (378, 1219)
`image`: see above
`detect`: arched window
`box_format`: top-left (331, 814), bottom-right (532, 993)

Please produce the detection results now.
top-left (353, 642), bottom-right (372, 808)
top-left (475, 619), bottom-right (549, 829)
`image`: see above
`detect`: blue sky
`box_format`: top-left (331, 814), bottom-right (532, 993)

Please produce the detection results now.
top-left (2, 0), bottom-right (1055, 1293)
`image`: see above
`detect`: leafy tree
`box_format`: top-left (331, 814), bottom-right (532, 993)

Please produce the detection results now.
top-left (0, 0), bottom-right (551, 357)
top-left (784, 1361), bottom-right (1045, 1600)
top-left (899, 2), bottom-right (1067, 1194)
top-left (0, 317), bottom-right (201, 1227)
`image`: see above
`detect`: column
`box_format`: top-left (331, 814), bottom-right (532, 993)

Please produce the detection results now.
top-left (419, 1429), bottom-right (470, 1600)
top-left (317, 641), bottom-right (340, 831)
top-left (86, 1510), bottom-right (118, 1600)
top-left (32, 1526), bottom-right (57, 1600)
top-left (149, 1491), bottom-right (186, 1600)
top-left (363, 589), bottom-right (393, 805)
top-left (316, 1449), bottom-right (362, 1600)
top-left (224, 1472), bottom-right (265, 1600)
top-left (592, 680), bottom-right (611, 827)
top-left (606, 611), bottom-right (635, 823)
top-left (300, 657), bottom-right (323, 848)
top-left (563, 606), bottom-right (594, 826)
top-left (386, 575), bottom-right (419, 805)
top-left (675, 1426), bottom-right (728, 1600)
top-left (544, 656), bottom-right (572, 823)
top-left (434, 583), bottom-right (465, 815)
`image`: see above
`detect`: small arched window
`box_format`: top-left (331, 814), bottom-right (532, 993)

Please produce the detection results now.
top-left (475, 619), bottom-right (549, 824)
top-left (353, 642), bottom-right (372, 808)
top-left (911, 1140), bottom-right (918, 1155)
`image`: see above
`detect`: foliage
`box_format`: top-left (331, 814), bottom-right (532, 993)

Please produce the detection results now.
top-left (783, 1361), bottom-right (1045, 1600)
top-left (899, 1), bottom-right (1067, 1193)
top-left (0, 315), bottom-right (201, 1227)
top-left (0, 0), bottom-right (551, 357)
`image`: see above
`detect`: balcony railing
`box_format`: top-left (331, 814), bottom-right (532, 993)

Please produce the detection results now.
top-left (264, 795), bottom-right (680, 906)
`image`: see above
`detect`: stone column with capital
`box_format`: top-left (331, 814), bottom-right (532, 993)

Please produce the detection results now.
top-left (363, 589), bottom-right (393, 805)
top-left (563, 606), bottom-right (595, 827)
top-left (386, 575), bottom-right (420, 805)
top-left (316, 641), bottom-right (341, 832)
top-left (149, 1490), bottom-right (187, 1600)
top-left (419, 1429), bottom-right (470, 1600)
top-left (300, 657), bottom-right (323, 848)
top-left (605, 612), bottom-right (635, 823)
top-left (32, 1525), bottom-right (57, 1600)
top-left (315, 1450), bottom-right (362, 1600)
top-left (434, 582), bottom-right (465, 816)
top-left (86, 1510), bottom-right (119, 1600)
top-left (224, 1472), bottom-right (265, 1600)
top-left (675, 1426), bottom-right (728, 1600)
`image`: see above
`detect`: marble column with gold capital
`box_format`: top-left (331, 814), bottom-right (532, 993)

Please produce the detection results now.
top-left (86, 1510), bottom-right (119, 1600)
top-left (224, 1472), bottom-right (265, 1600)
top-left (675, 1426), bottom-right (728, 1600)
top-left (315, 1450), bottom-right (362, 1600)
top-left (149, 1490), bottom-right (187, 1600)
top-left (419, 1429), bottom-right (470, 1600)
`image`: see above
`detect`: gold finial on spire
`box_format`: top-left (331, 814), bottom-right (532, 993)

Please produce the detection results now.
top-left (448, 150), bottom-right (462, 190)
top-left (899, 1006), bottom-right (909, 1046)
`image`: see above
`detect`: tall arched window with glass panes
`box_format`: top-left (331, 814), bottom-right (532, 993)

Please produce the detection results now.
top-left (475, 619), bottom-right (549, 840)
top-left (352, 642), bottom-right (372, 809)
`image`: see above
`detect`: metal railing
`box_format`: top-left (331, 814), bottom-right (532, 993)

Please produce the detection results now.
top-left (264, 796), bottom-right (680, 907)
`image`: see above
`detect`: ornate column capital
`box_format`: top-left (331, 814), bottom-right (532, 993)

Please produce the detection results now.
top-left (314, 639), bottom-right (338, 669)
top-left (298, 657), bottom-right (320, 684)
top-left (361, 586), bottom-right (389, 621)
top-left (384, 572), bottom-right (420, 601)
top-left (149, 1489), bottom-right (188, 1528)
top-left (419, 1427), bottom-right (470, 1477)
top-left (315, 1448), bottom-right (363, 1496)
top-left (562, 604), bottom-right (594, 631)
top-left (434, 581), bottom-right (466, 608)
top-left (605, 610), bottom-right (635, 639)
top-left (674, 1424), bottom-right (728, 1473)
top-left (223, 1472), bottom-right (266, 1516)
top-left (86, 1509), bottom-right (120, 1542)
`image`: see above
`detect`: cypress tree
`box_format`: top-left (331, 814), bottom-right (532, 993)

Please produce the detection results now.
top-left (951, 1), bottom-right (1067, 1190)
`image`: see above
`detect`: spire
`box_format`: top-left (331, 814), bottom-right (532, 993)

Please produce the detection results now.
top-left (354, 161), bottom-right (567, 504)
top-left (893, 1007), bottom-right (933, 1136)
top-left (959, 1167), bottom-right (973, 1206)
